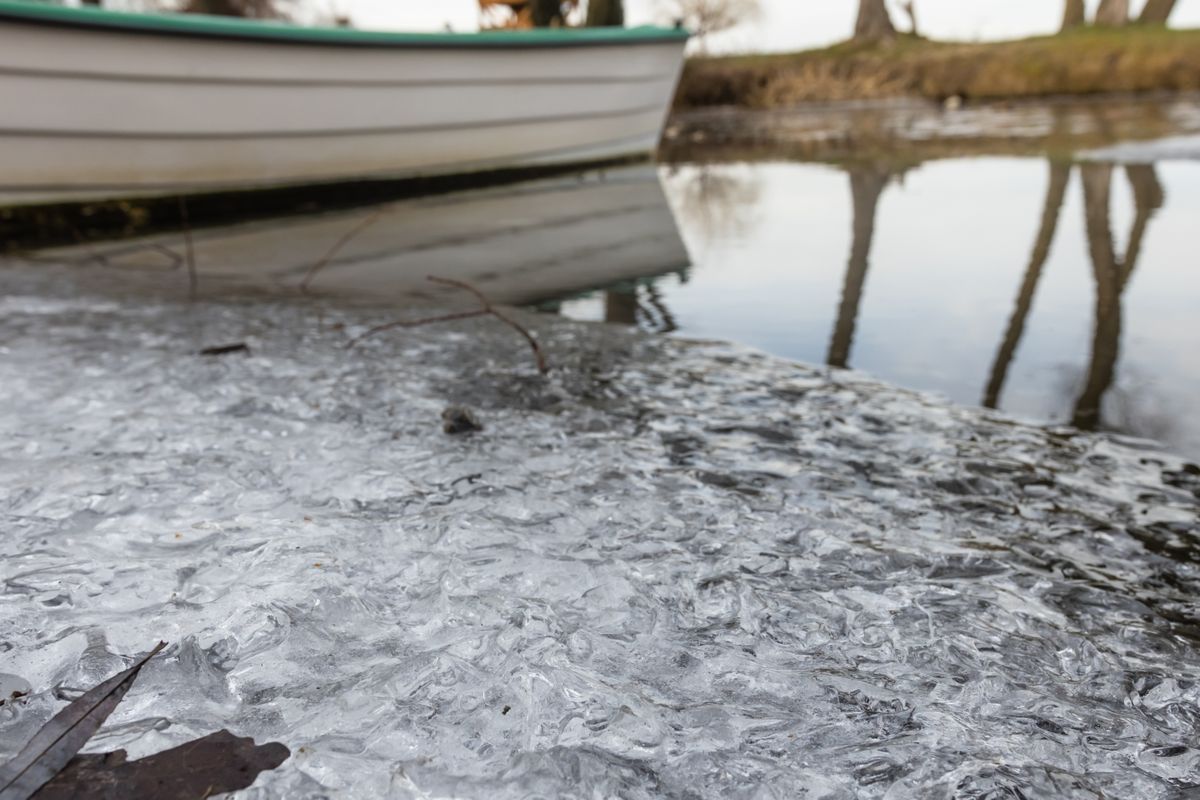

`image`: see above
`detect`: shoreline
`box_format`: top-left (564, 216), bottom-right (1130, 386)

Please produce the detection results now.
top-left (662, 92), bottom-right (1200, 165)
top-left (675, 28), bottom-right (1200, 110)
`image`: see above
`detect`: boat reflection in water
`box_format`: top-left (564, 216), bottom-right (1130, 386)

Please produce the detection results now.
top-left (25, 164), bottom-right (691, 308)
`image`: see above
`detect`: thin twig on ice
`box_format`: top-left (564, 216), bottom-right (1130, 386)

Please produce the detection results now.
top-left (346, 276), bottom-right (549, 374)
top-left (299, 208), bottom-right (388, 293)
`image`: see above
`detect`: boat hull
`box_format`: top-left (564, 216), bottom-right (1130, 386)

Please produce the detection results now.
top-left (0, 4), bottom-right (687, 204)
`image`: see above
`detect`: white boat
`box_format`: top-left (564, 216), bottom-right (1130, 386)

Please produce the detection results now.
top-left (0, 1), bottom-right (687, 205)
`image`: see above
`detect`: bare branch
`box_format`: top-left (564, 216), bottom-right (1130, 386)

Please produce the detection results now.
top-left (426, 275), bottom-right (493, 309)
top-left (487, 306), bottom-right (549, 374)
top-left (660, 0), bottom-right (760, 49)
top-left (345, 276), bottom-right (549, 373)
top-left (346, 309), bottom-right (491, 347)
top-left (299, 208), bottom-right (388, 293)
top-left (177, 196), bottom-right (197, 299)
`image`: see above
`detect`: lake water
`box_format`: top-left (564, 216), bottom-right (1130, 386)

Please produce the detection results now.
top-left (555, 155), bottom-right (1200, 460)
top-left (10, 129), bottom-right (1199, 461)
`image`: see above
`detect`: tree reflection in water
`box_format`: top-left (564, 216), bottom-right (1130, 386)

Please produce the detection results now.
top-left (812, 156), bottom-right (1168, 439)
top-left (597, 162), bottom-right (763, 333)
top-left (604, 281), bottom-right (679, 332)
top-left (983, 162), bottom-right (1072, 410)
top-left (661, 164), bottom-right (763, 251)
top-left (826, 163), bottom-right (895, 369)
top-left (971, 159), bottom-right (1167, 437)
top-left (1072, 162), bottom-right (1164, 431)
top-left (630, 156), bottom-right (1178, 447)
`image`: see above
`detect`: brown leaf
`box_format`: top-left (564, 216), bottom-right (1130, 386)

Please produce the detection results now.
top-left (0, 642), bottom-right (167, 800)
top-left (31, 730), bottom-right (290, 800)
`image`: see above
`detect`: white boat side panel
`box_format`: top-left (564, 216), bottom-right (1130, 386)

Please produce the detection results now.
top-left (0, 17), bottom-right (686, 201)
top-left (0, 112), bottom-right (666, 192)
top-left (1, 75), bottom-right (678, 135)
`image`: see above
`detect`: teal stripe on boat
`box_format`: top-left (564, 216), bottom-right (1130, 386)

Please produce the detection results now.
top-left (0, 0), bottom-right (689, 48)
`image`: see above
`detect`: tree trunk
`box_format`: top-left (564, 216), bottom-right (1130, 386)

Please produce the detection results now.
top-left (1060, 0), bottom-right (1085, 30)
top-left (1139, 0), bottom-right (1178, 24)
top-left (182, 0), bottom-right (279, 17)
top-left (854, 0), bottom-right (896, 41)
top-left (899, 1), bottom-right (918, 36)
top-left (531, 0), bottom-right (563, 27)
top-left (585, 0), bottom-right (624, 27)
top-left (1094, 0), bottom-right (1129, 26)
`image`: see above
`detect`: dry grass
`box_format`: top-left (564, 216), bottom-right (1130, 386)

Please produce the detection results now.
top-left (675, 27), bottom-right (1200, 108)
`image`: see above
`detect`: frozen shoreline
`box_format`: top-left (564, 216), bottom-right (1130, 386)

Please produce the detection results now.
top-left (1083, 133), bottom-right (1200, 162)
top-left (2, 261), bottom-right (1199, 798)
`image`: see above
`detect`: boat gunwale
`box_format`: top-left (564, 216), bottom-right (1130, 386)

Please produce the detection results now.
top-left (0, 1), bottom-right (690, 49)
top-left (0, 63), bottom-right (675, 88)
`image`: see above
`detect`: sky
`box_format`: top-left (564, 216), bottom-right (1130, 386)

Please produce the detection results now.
top-left (335, 0), bottom-right (1200, 53)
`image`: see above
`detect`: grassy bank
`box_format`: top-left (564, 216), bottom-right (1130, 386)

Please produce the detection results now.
top-left (675, 27), bottom-right (1200, 109)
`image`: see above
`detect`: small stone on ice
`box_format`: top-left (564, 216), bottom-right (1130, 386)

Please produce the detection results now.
top-left (442, 405), bottom-right (483, 435)
top-left (0, 673), bottom-right (31, 705)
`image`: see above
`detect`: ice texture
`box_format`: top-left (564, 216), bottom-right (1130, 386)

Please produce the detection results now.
top-left (2, 261), bottom-right (1200, 799)
top-left (1084, 134), bottom-right (1200, 163)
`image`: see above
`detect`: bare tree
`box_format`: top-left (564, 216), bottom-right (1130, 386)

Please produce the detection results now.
top-left (585, 0), bottom-right (624, 26)
top-left (659, 0), bottom-right (760, 50)
top-left (532, 0), bottom-right (566, 26)
top-left (855, 0), bottom-right (896, 41)
top-left (1094, 0), bottom-right (1130, 26)
top-left (1139, 0), bottom-right (1179, 24)
top-left (1061, 0), bottom-right (1085, 30)
top-left (479, 1), bottom-right (580, 29)
top-left (899, 0), bottom-right (918, 36)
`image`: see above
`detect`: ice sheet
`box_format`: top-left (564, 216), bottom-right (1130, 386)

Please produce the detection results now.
top-left (1, 261), bottom-right (1198, 799)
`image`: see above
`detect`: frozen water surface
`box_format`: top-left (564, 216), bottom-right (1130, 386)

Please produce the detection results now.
top-left (1, 261), bottom-right (1199, 799)
top-left (1085, 134), bottom-right (1200, 163)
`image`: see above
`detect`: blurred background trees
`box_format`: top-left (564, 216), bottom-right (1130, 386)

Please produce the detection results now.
top-left (179, 0), bottom-right (286, 17)
top-left (1095, 0), bottom-right (1130, 26)
top-left (1063, 0), bottom-right (1178, 29)
top-left (658, 0), bottom-right (760, 51)
top-left (854, 0), bottom-right (896, 41)
top-left (1061, 0), bottom-right (1086, 29)
top-left (479, 0), bottom-right (625, 29)
top-left (585, 0), bottom-right (623, 26)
